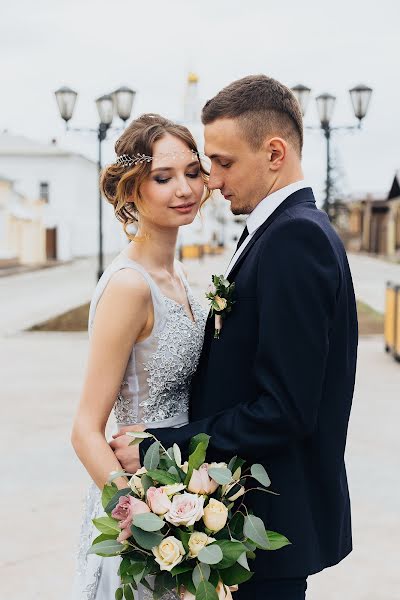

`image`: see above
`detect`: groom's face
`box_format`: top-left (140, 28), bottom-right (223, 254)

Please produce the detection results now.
top-left (204, 118), bottom-right (273, 215)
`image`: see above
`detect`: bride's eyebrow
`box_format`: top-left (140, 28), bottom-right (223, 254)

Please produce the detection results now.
top-left (151, 161), bottom-right (200, 174)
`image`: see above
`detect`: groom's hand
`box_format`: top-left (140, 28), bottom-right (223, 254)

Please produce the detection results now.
top-left (109, 424), bottom-right (146, 473)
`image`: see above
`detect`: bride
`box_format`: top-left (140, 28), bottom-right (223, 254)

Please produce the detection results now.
top-left (70, 114), bottom-right (210, 599)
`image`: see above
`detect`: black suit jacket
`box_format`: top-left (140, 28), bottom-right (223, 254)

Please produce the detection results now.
top-left (143, 188), bottom-right (358, 578)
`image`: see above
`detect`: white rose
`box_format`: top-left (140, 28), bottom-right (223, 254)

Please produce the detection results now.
top-left (165, 493), bottom-right (205, 527)
top-left (161, 483), bottom-right (186, 497)
top-left (209, 462), bottom-right (228, 470)
top-left (181, 461), bottom-right (189, 474)
top-left (203, 499), bottom-right (228, 532)
top-left (188, 531), bottom-right (216, 558)
top-left (130, 466), bottom-right (147, 498)
top-left (152, 536), bottom-right (185, 571)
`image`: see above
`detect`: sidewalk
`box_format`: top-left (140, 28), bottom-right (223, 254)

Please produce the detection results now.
top-left (348, 253), bottom-right (400, 313)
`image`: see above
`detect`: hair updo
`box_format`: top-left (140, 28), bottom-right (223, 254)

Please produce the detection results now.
top-left (100, 113), bottom-right (210, 239)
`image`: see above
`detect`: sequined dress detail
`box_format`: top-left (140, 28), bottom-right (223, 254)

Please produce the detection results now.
top-left (71, 255), bottom-right (207, 600)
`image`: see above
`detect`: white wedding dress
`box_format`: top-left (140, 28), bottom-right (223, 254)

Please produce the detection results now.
top-left (70, 255), bottom-right (207, 600)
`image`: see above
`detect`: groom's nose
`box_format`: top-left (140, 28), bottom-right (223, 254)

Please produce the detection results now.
top-left (208, 167), bottom-right (223, 191)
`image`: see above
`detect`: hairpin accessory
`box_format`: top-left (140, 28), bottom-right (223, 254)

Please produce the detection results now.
top-left (114, 150), bottom-right (205, 169)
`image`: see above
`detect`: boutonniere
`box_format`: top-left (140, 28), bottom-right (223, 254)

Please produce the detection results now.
top-left (205, 274), bottom-right (235, 339)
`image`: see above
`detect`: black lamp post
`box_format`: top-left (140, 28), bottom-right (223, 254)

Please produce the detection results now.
top-left (291, 83), bottom-right (373, 219)
top-left (54, 85), bottom-right (136, 280)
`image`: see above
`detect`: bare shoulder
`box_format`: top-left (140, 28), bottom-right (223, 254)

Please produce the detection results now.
top-left (97, 268), bottom-right (151, 319)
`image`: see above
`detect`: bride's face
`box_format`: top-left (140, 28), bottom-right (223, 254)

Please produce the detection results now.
top-left (137, 134), bottom-right (205, 229)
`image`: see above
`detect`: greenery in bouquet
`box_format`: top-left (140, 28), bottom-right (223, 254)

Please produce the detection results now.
top-left (88, 432), bottom-right (291, 600)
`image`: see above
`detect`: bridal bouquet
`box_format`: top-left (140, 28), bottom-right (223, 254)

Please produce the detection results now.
top-left (88, 433), bottom-right (290, 600)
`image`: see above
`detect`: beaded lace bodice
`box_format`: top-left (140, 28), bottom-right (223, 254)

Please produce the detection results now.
top-left (88, 255), bottom-right (207, 428)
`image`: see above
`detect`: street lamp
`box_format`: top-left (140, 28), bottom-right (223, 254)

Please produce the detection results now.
top-left (291, 83), bottom-right (373, 219)
top-left (54, 85), bottom-right (136, 280)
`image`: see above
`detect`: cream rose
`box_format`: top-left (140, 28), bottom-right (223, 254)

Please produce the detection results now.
top-left (188, 531), bottom-right (216, 558)
top-left (203, 499), bottom-right (228, 532)
top-left (215, 296), bottom-right (227, 311)
top-left (161, 483), bottom-right (186, 497)
top-left (130, 466), bottom-right (147, 498)
top-left (165, 493), bottom-right (205, 527)
top-left (152, 536), bottom-right (185, 572)
top-left (180, 581), bottom-right (237, 599)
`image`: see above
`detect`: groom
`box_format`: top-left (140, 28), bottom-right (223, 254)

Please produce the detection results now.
top-left (112, 75), bottom-right (358, 599)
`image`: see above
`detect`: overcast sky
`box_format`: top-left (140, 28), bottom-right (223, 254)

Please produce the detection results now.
top-left (1, 0), bottom-right (398, 203)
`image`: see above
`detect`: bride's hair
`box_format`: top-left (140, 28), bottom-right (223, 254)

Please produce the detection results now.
top-left (101, 113), bottom-right (210, 239)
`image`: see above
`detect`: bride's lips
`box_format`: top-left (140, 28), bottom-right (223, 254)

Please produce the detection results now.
top-left (170, 202), bottom-right (197, 214)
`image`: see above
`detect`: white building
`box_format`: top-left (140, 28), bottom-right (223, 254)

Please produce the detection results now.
top-left (0, 132), bottom-right (124, 262)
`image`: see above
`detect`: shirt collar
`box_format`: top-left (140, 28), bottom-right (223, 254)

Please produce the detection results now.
top-left (246, 180), bottom-right (309, 235)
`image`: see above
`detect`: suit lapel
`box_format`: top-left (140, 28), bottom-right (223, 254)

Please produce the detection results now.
top-left (227, 188), bottom-right (315, 280)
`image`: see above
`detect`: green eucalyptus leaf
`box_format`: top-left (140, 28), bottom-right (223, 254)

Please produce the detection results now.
top-left (102, 482), bottom-right (118, 510)
top-left (173, 443), bottom-right (182, 467)
top-left (250, 464), bottom-right (271, 488)
top-left (193, 562), bottom-right (211, 588)
top-left (132, 512), bottom-right (165, 532)
top-left (214, 540), bottom-right (247, 569)
top-left (208, 467), bottom-right (232, 485)
top-left (130, 525), bottom-right (164, 550)
top-left (144, 441), bottom-right (161, 471)
top-left (195, 580), bottom-right (219, 600)
top-left (266, 530), bottom-right (292, 550)
top-left (219, 563), bottom-right (254, 586)
top-left (145, 469), bottom-right (178, 484)
top-left (185, 441), bottom-right (208, 484)
top-left (87, 539), bottom-right (124, 557)
top-left (230, 512), bottom-right (245, 540)
top-left (188, 433), bottom-right (210, 456)
top-left (197, 544), bottom-right (223, 565)
top-left (237, 551), bottom-right (250, 571)
top-left (178, 571), bottom-right (196, 595)
top-left (123, 584), bottom-right (135, 600)
top-left (243, 515), bottom-right (270, 550)
top-left (141, 474), bottom-right (153, 494)
top-left (115, 587), bottom-right (123, 600)
top-left (92, 516), bottom-right (120, 536)
top-left (126, 431), bottom-right (154, 439)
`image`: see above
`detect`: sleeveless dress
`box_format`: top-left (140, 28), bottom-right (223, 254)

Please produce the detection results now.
top-left (71, 255), bottom-right (207, 600)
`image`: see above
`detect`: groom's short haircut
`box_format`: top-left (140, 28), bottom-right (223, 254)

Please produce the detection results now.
top-left (202, 74), bottom-right (303, 156)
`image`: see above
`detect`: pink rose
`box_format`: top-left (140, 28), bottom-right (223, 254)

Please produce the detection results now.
top-left (165, 493), bottom-right (204, 527)
top-left (147, 487), bottom-right (172, 515)
top-left (111, 495), bottom-right (150, 542)
top-left (188, 464), bottom-right (219, 495)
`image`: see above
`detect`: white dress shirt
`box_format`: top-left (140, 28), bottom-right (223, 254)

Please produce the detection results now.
top-left (225, 180), bottom-right (310, 277)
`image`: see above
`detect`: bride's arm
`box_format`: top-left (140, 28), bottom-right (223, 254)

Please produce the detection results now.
top-left (71, 269), bottom-right (151, 490)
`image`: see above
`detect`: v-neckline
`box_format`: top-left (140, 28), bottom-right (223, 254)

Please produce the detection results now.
top-left (118, 254), bottom-right (197, 324)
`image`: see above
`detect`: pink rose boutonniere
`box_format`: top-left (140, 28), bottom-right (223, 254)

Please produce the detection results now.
top-left (206, 275), bottom-right (235, 339)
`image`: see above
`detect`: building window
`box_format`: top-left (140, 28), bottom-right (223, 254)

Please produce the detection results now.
top-left (39, 182), bottom-right (49, 203)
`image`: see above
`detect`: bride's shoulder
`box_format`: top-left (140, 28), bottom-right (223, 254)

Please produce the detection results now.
top-left (105, 267), bottom-right (151, 301)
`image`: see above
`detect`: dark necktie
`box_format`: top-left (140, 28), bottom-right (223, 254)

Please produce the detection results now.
top-left (235, 226), bottom-right (249, 252)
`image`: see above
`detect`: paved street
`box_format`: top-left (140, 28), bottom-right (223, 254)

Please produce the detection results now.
top-left (348, 253), bottom-right (400, 313)
top-left (0, 250), bottom-right (399, 599)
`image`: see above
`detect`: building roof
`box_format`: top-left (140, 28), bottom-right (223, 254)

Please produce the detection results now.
top-left (388, 173), bottom-right (400, 200)
top-left (0, 131), bottom-right (95, 164)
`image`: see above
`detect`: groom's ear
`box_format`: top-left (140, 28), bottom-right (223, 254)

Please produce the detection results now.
top-left (264, 137), bottom-right (287, 171)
